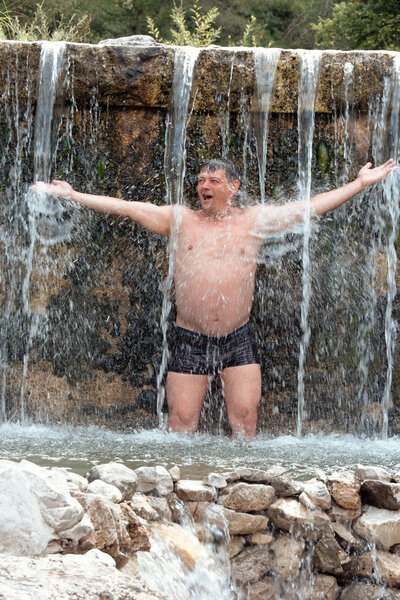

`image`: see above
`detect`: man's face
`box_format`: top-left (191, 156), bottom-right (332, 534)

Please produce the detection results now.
top-left (196, 168), bottom-right (239, 213)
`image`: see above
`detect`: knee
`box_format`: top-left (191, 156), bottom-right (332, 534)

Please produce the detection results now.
top-left (168, 404), bottom-right (199, 433)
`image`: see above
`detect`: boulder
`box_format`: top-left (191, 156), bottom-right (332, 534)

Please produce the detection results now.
top-left (330, 502), bottom-right (361, 523)
top-left (231, 545), bottom-right (271, 586)
top-left (272, 534), bottom-right (304, 578)
top-left (219, 482), bottom-right (275, 511)
top-left (331, 521), bottom-right (366, 552)
top-left (302, 478), bottom-right (332, 510)
top-left (52, 468), bottom-right (89, 492)
top-left (268, 498), bottom-right (332, 539)
top-left (168, 465), bottom-right (181, 482)
top-left (339, 582), bottom-right (400, 599)
top-left (86, 462), bottom-right (137, 500)
top-left (307, 574), bottom-right (340, 600)
top-left (134, 466), bottom-right (173, 496)
top-left (228, 535), bottom-right (245, 558)
top-left (87, 479), bottom-right (123, 503)
top-left (175, 480), bottom-right (215, 502)
top-left (247, 576), bottom-right (279, 600)
top-left (270, 474), bottom-right (303, 497)
top-left (328, 473), bottom-right (361, 510)
top-left (355, 465), bottom-right (392, 482)
top-left (129, 494), bottom-right (160, 521)
top-left (340, 551), bottom-right (400, 587)
top-left (202, 472), bottom-right (227, 489)
top-left (361, 480), bottom-right (400, 510)
top-left (248, 531), bottom-right (275, 545)
top-left (314, 535), bottom-right (350, 575)
top-left (222, 507), bottom-right (269, 535)
top-left (353, 505), bottom-right (400, 550)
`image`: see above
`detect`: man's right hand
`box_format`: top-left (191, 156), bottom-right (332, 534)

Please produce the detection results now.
top-left (33, 180), bottom-right (73, 199)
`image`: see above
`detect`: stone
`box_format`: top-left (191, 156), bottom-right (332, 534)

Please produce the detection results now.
top-left (149, 496), bottom-right (173, 522)
top-left (270, 474), bottom-right (303, 497)
top-left (156, 523), bottom-right (207, 568)
top-left (119, 503), bottom-right (152, 554)
top-left (175, 480), bottom-right (215, 502)
top-left (314, 535), bottom-right (350, 575)
top-left (228, 535), bottom-right (246, 558)
top-left (129, 494), bottom-right (160, 521)
top-left (58, 513), bottom-right (94, 552)
top-left (86, 462), bottom-right (137, 500)
top-left (168, 465), bottom-right (180, 482)
top-left (328, 472), bottom-right (361, 510)
top-left (361, 480), bottom-right (400, 510)
top-left (340, 551), bottom-right (400, 587)
top-left (166, 494), bottom-right (188, 523)
top-left (190, 502), bottom-right (227, 533)
top-left (87, 479), bottom-right (123, 503)
top-left (331, 521), bottom-right (366, 552)
top-left (248, 532), bottom-right (275, 545)
top-left (231, 545), bottom-right (271, 586)
top-left (134, 466), bottom-right (173, 496)
top-left (339, 582), bottom-right (400, 599)
top-left (219, 482), bottom-right (275, 512)
top-left (393, 471), bottom-right (400, 484)
top-left (98, 34), bottom-right (159, 46)
top-left (247, 577), bottom-right (279, 600)
top-left (307, 574), bottom-right (340, 600)
top-left (355, 465), bottom-right (392, 482)
top-left (76, 493), bottom-right (120, 554)
top-left (202, 472), bottom-right (227, 489)
top-left (235, 467), bottom-right (273, 483)
top-left (220, 470), bottom-right (240, 483)
top-left (268, 498), bottom-right (332, 539)
top-left (222, 507), bottom-right (269, 535)
top-left (52, 468), bottom-right (89, 492)
top-left (302, 478), bottom-right (331, 510)
top-left (299, 491), bottom-right (319, 511)
top-left (330, 501), bottom-right (361, 523)
top-left (272, 534), bottom-right (304, 578)
top-left (353, 505), bottom-right (400, 550)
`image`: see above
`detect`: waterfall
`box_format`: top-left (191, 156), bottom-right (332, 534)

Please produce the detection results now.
top-left (156, 46), bottom-right (200, 425)
top-left (296, 50), bottom-right (321, 438)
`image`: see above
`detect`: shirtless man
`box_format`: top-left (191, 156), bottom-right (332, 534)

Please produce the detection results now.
top-left (37, 157), bottom-right (396, 437)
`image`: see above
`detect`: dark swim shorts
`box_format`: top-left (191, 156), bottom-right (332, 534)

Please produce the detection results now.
top-left (168, 322), bottom-right (260, 375)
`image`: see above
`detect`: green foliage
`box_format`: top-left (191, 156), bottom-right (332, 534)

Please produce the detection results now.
top-left (147, 0), bottom-right (221, 46)
top-left (0, 2), bottom-right (91, 41)
top-left (313, 0), bottom-right (400, 50)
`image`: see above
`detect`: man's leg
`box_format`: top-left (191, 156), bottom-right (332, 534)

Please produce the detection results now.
top-left (166, 371), bottom-right (209, 433)
top-left (220, 364), bottom-right (261, 437)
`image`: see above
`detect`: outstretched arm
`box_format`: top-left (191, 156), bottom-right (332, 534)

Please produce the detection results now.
top-left (33, 180), bottom-right (174, 236)
top-left (253, 159), bottom-right (397, 235)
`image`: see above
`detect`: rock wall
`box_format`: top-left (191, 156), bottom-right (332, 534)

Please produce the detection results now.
top-left (2, 458), bottom-right (400, 599)
top-left (1, 40), bottom-right (400, 434)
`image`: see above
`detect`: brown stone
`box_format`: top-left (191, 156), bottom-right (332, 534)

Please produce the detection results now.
top-left (328, 473), bottom-right (361, 510)
top-left (268, 498), bottom-right (332, 540)
top-left (270, 474), bottom-right (303, 497)
top-left (314, 535), bottom-right (350, 575)
top-left (361, 480), bottom-right (400, 510)
top-left (355, 465), bottom-right (391, 482)
top-left (340, 551), bottom-right (400, 587)
top-left (339, 582), bottom-right (400, 599)
top-left (272, 534), bottom-right (304, 578)
top-left (353, 505), bottom-right (400, 550)
top-left (175, 480), bottom-right (215, 502)
top-left (231, 545), bottom-right (271, 586)
top-left (302, 478), bottom-right (332, 510)
top-left (227, 535), bottom-right (245, 558)
top-left (307, 574), bottom-right (340, 600)
top-left (219, 482), bottom-right (275, 512)
top-left (330, 502), bottom-right (361, 523)
top-left (331, 522), bottom-right (366, 552)
top-left (247, 576), bottom-right (279, 600)
top-left (222, 507), bottom-right (269, 535)
top-left (248, 532), bottom-right (275, 545)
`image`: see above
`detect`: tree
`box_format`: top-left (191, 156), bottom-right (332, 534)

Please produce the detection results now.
top-left (313, 0), bottom-right (400, 51)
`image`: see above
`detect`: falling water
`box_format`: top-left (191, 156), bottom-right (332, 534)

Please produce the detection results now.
top-left (252, 48), bottom-right (281, 204)
top-left (156, 47), bottom-right (200, 425)
top-left (296, 50), bottom-right (321, 438)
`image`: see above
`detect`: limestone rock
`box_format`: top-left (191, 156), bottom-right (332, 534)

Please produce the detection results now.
top-left (353, 505), bottom-right (400, 550)
top-left (299, 491), bottom-right (319, 511)
top-left (328, 472), bottom-right (361, 510)
top-left (248, 531), bottom-right (275, 545)
top-left (220, 482), bottom-right (275, 512)
top-left (231, 545), bottom-right (271, 586)
top-left (86, 462), bottom-right (137, 500)
top-left (87, 479), bottom-right (123, 503)
top-left (202, 472), bottom-right (227, 489)
top-left (220, 470), bottom-right (240, 483)
top-left (341, 551), bottom-right (400, 587)
top-left (175, 480), bottom-right (215, 502)
top-left (222, 507), bottom-right (269, 535)
top-left (270, 474), bottom-right (303, 497)
top-left (129, 493), bottom-right (160, 521)
top-left (339, 582), bottom-right (400, 599)
top-left (272, 534), bottom-right (304, 578)
top-left (150, 496), bottom-right (173, 522)
top-left (314, 535), bottom-right (350, 575)
top-left (228, 535), bottom-right (245, 558)
top-left (247, 576), bottom-right (279, 600)
top-left (355, 465), bottom-right (391, 482)
top-left (268, 498), bottom-right (332, 539)
top-left (302, 478), bottom-right (331, 510)
top-left (307, 574), bottom-right (340, 600)
top-left (361, 480), bottom-right (400, 510)
top-left (52, 468), bottom-right (89, 492)
top-left (135, 466), bottom-right (173, 496)
top-left (58, 513), bottom-right (94, 552)
top-left (168, 465), bottom-right (181, 482)
top-left (190, 502), bottom-right (227, 533)
top-left (330, 501), bottom-right (361, 523)
top-left (331, 521), bottom-right (366, 552)
top-left (235, 467), bottom-right (273, 483)
top-left (119, 502), bottom-right (152, 554)
top-left (76, 493), bottom-right (120, 554)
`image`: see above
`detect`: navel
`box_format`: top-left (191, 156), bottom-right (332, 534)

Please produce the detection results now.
top-left (188, 244), bottom-right (193, 251)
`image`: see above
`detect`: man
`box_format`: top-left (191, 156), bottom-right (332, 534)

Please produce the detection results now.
top-left (37, 157), bottom-right (396, 437)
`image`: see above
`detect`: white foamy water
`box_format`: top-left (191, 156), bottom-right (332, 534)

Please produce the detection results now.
top-left (1, 422), bottom-right (400, 478)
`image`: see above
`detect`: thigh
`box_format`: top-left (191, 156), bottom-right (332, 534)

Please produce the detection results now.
top-left (166, 371), bottom-right (209, 421)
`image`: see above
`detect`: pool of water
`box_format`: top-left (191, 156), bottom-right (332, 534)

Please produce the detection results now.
top-left (1, 422), bottom-right (400, 479)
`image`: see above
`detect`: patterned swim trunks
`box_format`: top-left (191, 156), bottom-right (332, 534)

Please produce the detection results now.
top-left (168, 322), bottom-right (260, 375)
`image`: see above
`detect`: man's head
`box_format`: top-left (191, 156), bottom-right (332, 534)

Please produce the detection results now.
top-left (197, 158), bottom-right (241, 214)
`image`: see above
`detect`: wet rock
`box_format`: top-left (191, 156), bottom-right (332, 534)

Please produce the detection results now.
top-left (119, 502), bottom-right (152, 554)
top-left (129, 494), bottom-right (160, 521)
top-left (228, 535), bottom-right (245, 558)
top-left (98, 35), bottom-right (159, 46)
top-left (168, 465), bottom-right (180, 482)
top-left (272, 534), bottom-right (304, 578)
top-left (270, 474), bottom-right (303, 497)
top-left (247, 576), bottom-right (279, 600)
top-left (175, 480), bottom-right (215, 502)
top-left (340, 550), bottom-right (400, 587)
top-left (219, 482), bottom-right (275, 512)
top-left (222, 507), bottom-right (269, 535)
top-left (307, 574), bottom-right (340, 600)
top-left (147, 496), bottom-right (172, 521)
top-left (353, 505), bottom-right (400, 550)
top-left (58, 513), bottom-right (94, 552)
top-left (268, 498), bottom-right (332, 539)
top-left (220, 470), bottom-right (240, 483)
top-left (202, 472), bottom-right (227, 489)
top-left (156, 523), bottom-right (207, 568)
top-left (248, 531), bottom-right (275, 545)
top-left (86, 462), bottom-right (137, 500)
top-left (231, 545), bottom-right (271, 586)
top-left (190, 502), bottom-right (227, 533)
top-left (299, 491), bottom-right (319, 510)
top-left (361, 480), bottom-right (400, 510)
top-left (314, 535), bottom-right (350, 575)
top-left (234, 467), bottom-right (273, 483)
top-left (87, 479), bottom-right (123, 503)
top-left (302, 478), bottom-right (332, 510)
top-left (339, 582), bottom-right (400, 599)
top-left (331, 521), bottom-right (366, 552)
top-left (330, 501), bottom-right (362, 523)
top-left (328, 473), bottom-right (361, 510)
top-left (135, 466), bottom-right (173, 496)
top-left (166, 494), bottom-right (188, 523)
top-left (355, 465), bottom-right (392, 482)
top-left (76, 493), bottom-right (119, 554)
top-left (52, 468), bottom-right (89, 492)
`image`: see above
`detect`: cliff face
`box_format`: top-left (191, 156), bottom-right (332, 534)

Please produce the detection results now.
top-left (1, 40), bottom-right (399, 434)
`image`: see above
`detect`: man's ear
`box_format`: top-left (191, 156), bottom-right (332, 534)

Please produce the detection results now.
top-left (229, 179), bottom-right (240, 193)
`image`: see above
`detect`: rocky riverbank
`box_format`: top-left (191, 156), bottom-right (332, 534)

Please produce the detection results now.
top-left (2, 459), bottom-right (400, 599)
